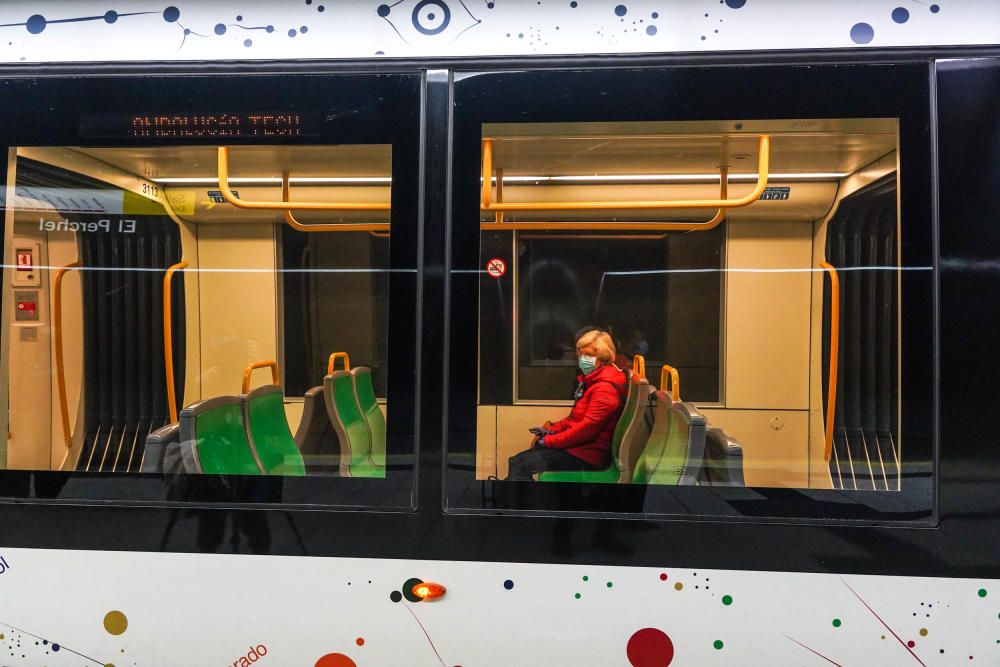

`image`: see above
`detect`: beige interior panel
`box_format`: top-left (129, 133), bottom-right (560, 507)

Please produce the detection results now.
top-left (725, 219), bottom-right (813, 409)
top-left (476, 405), bottom-right (498, 479)
top-left (6, 224), bottom-right (51, 470)
top-left (701, 408), bottom-right (811, 488)
top-left (284, 401), bottom-right (304, 437)
top-left (494, 405), bottom-right (570, 480)
top-left (196, 223), bottom-right (278, 398)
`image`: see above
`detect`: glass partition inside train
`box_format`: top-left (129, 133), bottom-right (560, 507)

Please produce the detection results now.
top-left (446, 66), bottom-right (936, 521)
top-left (0, 73), bottom-right (421, 509)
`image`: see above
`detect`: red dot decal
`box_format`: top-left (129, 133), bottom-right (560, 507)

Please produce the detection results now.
top-left (355, 637), bottom-right (365, 646)
top-left (315, 654), bottom-right (357, 667)
top-left (659, 573), bottom-right (668, 581)
top-left (627, 627), bottom-right (674, 667)
top-left (907, 640), bottom-right (916, 648)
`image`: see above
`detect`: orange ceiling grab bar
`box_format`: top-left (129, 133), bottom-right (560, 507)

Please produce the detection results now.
top-left (280, 171), bottom-right (391, 233)
top-left (820, 260), bottom-right (840, 462)
top-left (53, 260), bottom-right (82, 449)
top-left (242, 360), bottom-right (280, 394)
top-left (217, 146), bottom-right (391, 212)
top-left (481, 167), bottom-right (730, 231)
top-left (328, 352), bottom-right (351, 374)
top-left (481, 135), bottom-right (768, 212)
top-left (163, 260), bottom-right (188, 423)
top-left (632, 354), bottom-right (646, 381)
top-left (660, 364), bottom-right (681, 402)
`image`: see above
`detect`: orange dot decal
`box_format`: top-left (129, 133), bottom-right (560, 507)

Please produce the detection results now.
top-left (356, 637), bottom-right (365, 646)
top-left (315, 654), bottom-right (357, 667)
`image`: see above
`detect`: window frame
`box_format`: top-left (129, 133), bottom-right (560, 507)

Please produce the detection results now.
top-left (444, 63), bottom-right (938, 526)
top-left (0, 71), bottom-right (425, 512)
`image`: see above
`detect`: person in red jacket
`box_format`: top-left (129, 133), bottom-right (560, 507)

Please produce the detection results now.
top-left (505, 329), bottom-right (628, 481)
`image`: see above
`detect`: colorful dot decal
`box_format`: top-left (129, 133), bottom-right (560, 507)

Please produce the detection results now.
top-left (907, 640), bottom-right (916, 648)
top-left (722, 595), bottom-right (733, 606)
top-left (606, 582), bottom-right (613, 588)
top-left (355, 637), bottom-right (365, 646)
top-left (102, 611), bottom-right (127, 636)
top-left (674, 582), bottom-right (683, 591)
top-left (978, 588), bottom-right (988, 598)
top-left (503, 579), bottom-right (514, 590)
top-left (315, 654), bottom-right (357, 667)
top-left (919, 628), bottom-right (928, 636)
top-left (626, 628), bottom-right (674, 667)
top-left (713, 639), bottom-right (724, 650)
top-left (574, 593), bottom-right (582, 599)
top-left (659, 573), bottom-right (668, 581)
top-left (832, 618), bottom-right (842, 627)
top-left (402, 577), bottom-right (425, 603)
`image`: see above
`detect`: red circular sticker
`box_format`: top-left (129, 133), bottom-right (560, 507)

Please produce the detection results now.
top-left (486, 257), bottom-right (507, 278)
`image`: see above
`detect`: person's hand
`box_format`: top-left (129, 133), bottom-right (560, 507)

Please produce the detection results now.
top-left (529, 426), bottom-right (551, 436)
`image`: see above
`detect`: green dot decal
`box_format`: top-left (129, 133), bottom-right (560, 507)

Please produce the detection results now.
top-left (722, 595), bottom-right (733, 606)
top-left (575, 593), bottom-right (581, 599)
top-left (606, 582), bottom-right (613, 588)
top-left (713, 640), bottom-right (724, 650)
top-left (582, 576), bottom-right (589, 582)
top-left (832, 619), bottom-right (842, 628)
top-left (978, 588), bottom-right (988, 598)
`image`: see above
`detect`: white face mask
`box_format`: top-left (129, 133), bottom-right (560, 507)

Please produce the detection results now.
top-left (578, 354), bottom-right (598, 374)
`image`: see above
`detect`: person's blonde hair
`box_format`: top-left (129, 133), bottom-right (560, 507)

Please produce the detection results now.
top-left (576, 329), bottom-right (616, 363)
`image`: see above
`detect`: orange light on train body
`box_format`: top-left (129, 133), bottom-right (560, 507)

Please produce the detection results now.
top-left (412, 582), bottom-right (446, 600)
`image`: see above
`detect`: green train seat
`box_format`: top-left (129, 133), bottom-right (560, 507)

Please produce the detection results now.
top-left (352, 367), bottom-right (386, 469)
top-left (632, 401), bottom-right (706, 485)
top-left (324, 370), bottom-right (383, 478)
top-left (293, 386), bottom-right (342, 474)
top-left (242, 385), bottom-right (306, 476)
top-left (629, 390), bottom-right (672, 485)
top-left (537, 374), bottom-right (651, 484)
top-left (699, 426), bottom-right (746, 486)
top-left (178, 396), bottom-right (263, 475)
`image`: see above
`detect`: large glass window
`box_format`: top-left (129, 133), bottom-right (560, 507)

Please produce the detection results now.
top-left (1, 140), bottom-right (410, 506)
top-left (446, 66), bottom-right (936, 523)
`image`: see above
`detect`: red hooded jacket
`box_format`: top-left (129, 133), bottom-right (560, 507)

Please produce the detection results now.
top-left (542, 363), bottom-right (628, 468)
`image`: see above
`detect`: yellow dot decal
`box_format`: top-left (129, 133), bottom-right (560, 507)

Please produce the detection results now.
top-left (919, 628), bottom-right (928, 636)
top-left (103, 610), bottom-right (128, 636)
top-left (674, 582), bottom-right (683, 591)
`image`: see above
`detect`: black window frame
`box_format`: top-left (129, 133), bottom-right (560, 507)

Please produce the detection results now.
top-left (0, 71), bottom-right (425, 512)
top-left (444, 63), bottom-right (938, 525)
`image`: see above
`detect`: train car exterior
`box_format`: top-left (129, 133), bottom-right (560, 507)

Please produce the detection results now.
top-left (0, 2), bottom-right (998, 665)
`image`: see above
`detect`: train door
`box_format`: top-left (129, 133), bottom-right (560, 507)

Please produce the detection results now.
top-left (0, 72), bottom-right (422, 510)
top-left (445, 64), bottom-right (936, 527)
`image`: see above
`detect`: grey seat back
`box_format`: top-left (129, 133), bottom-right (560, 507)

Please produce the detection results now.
top-left (672, 402), bottom-right (708, 485)
top-left (700, 426), bottom-right (746, 486)
top-left (616, 382), bottom-right (656, 483)
top-left (141, 422), bottom-right (180, 473)
top-left (293, 386), bottom-right (342, 473)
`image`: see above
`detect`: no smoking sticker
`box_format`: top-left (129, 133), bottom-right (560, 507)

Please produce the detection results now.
top-left (486, 257), bottom-right (506, 278)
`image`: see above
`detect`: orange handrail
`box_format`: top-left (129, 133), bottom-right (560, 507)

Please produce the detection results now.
top-left (327, 352), bottom-right (351, 374)
top-left (632, 354), bottom-right (646, 380)
top-left (280, 170), bottom-right (391, 233)
top-left (163, 260), bottom-right (188, 422)
top-left (482, 167), bottom-right (730, 231)
top-left (53, 260), bottom-right (82, 449)
top-left (660, 364), bottom-right (680, 401)
top-left (820, 260), bottom-right (840, 462)
top-left (481, 135), bottom-right (767, 212)
top-left (242, 360), bottom-right (280, 394)
top-left (217, 147), bottom-right (391, 212)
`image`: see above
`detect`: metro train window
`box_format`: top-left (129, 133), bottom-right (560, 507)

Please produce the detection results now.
top-left (0, 140), bottom-right (410, 507)
top-left (447, 65), bottom-right (936, 523)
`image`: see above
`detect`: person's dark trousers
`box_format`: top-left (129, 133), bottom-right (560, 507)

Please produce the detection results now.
top-left (505, 447), bottom-right (599, 481)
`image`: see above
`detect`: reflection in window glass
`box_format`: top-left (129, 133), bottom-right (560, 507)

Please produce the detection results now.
top-left (1, 145), bottom-right (391, 481)
top-left (475, 119), bottom-right (915, 494)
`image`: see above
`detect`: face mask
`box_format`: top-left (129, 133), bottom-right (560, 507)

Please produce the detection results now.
top-left (578, 354), bottom-right (598, 375)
